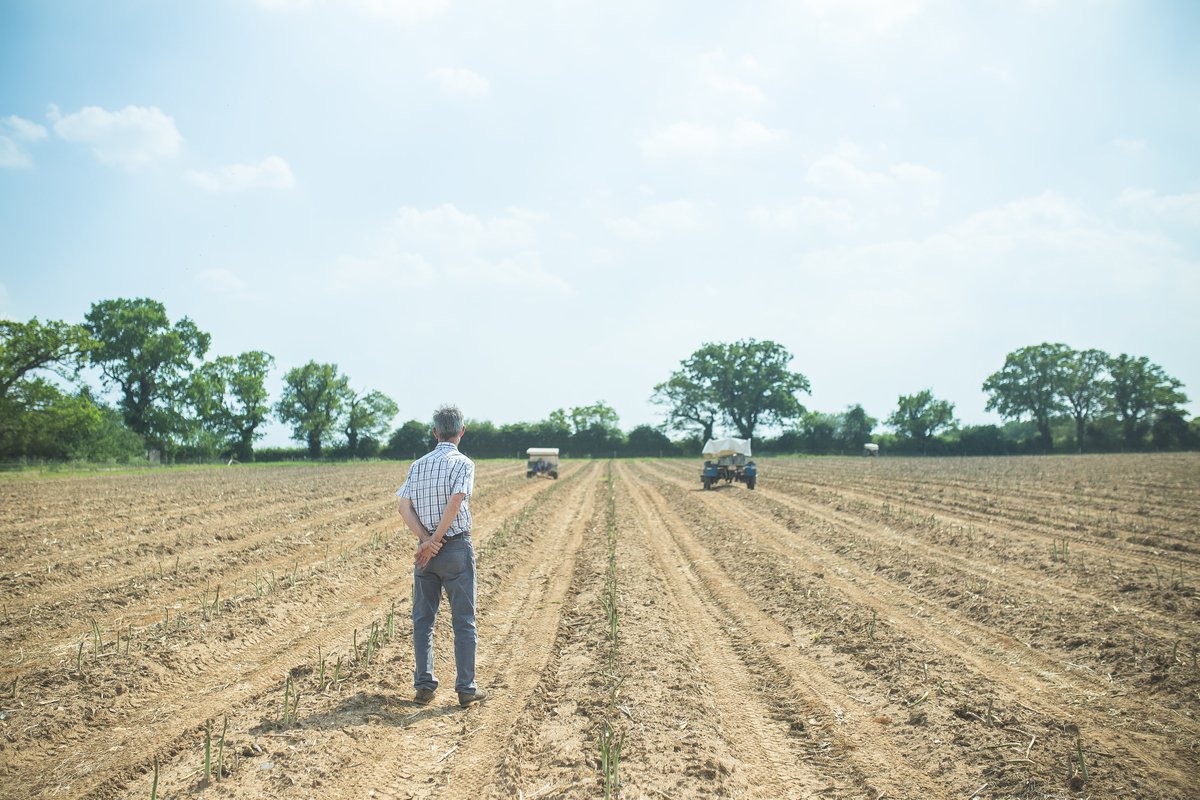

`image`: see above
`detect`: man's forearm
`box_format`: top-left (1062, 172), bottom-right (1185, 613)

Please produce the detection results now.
top-left (398, 500), bottom-right (431, 540)
top-left (430, 493), bottom-right (466, 543)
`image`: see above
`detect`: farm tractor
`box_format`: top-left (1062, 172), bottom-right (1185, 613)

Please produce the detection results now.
top-left (700, 437), bottom-right (756, 490)
top-left (526, 447), bottom-right (559, 479)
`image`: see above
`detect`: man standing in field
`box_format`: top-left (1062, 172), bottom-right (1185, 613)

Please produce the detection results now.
top-left (396, 404), bottom-right (487, 707)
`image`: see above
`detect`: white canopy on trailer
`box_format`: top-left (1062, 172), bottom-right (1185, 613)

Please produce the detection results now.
top-left (526, 448), bottom-right (560, 457)
top-left (702, 438), bottom-right (752, 457)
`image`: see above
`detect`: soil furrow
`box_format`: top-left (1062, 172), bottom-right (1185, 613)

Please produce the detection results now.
top-left (638, 461), bottom-right (1199, 798)
top-left (4, 465), bottom-right (580, 799)
top-left (616, 462), bottom-right (869, 799)
top-left (625, 462), bottom-right (956, 798)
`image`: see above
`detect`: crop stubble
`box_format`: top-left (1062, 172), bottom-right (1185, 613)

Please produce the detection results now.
top-left (0, 453), bottom-right (1196, 799)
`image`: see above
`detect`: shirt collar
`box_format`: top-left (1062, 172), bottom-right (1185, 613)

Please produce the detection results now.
top-left (435, 441), bottom-right (459, 451)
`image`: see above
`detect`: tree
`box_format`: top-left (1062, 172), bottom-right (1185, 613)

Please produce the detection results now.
top-left (982, 343), bottom-right (1070, 452)
top-left (1108, 354), bottom-right (1187, 449)
top-left (568, 401), bottom-right (621, 435)
top-left (651, 371), bottom-right (720, 442)
top-left (0, 318), bottom-right (93, 401)
top-left (837, 404), bottom-right (877, 451)
top-left (343, 389), bottom-right (398, 458)
top-left (626, 424), bottom-right (674, 457)
top-left (1, 318), bottom-right (97, 459)
top-left (191, 351), bottom-right (275, 461)
top-left (798, 411), bottom-right (839, 454)
top-left (84, 298), bottom-right (211, 453)
top-left (1059, 348), bottom-right (1109, 453)
top-left (567, 401), bottom-right (624, 455)
top-left (384, 419), bottom-right (433, 460)
top-left (887, 389), bottom-right (957, 454)
top-left (275, 361), bottom-right (349, 458)
top-left (655, 339), bottom-right (809, 441)
top-left (1151, 409), bottom-right (1197, 451)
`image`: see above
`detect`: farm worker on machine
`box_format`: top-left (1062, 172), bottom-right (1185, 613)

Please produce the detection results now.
top-left (396, 404), bottom-right (487, 708)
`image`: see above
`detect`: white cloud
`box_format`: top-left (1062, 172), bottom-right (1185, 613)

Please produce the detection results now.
top-left (797, 0), bottom-right (928, 36)
top-left (50, 104), bottom-right (182, 168)
top-left (699, 49), bottom-right (766, 106)
top-left (747, 197), bottom-right (855, 235)
top-left (764, 190), bottom-right (1196, 371)
top-left (608, 200), bottom-right (699, 240)
top-left (333, 204), bottom-right (572, 296)
top-left (639, 122), bottom-right (721, 160)
top-left (257, 0), bottom-right (448, 23)
top-left (806, 141), bottom-right (943, 209)
top-left (640, 120), bottom-right (785, 160)
top-left (0, 115), bottom-right (48, 169)
top-left (806, 141), bottom-right (888, 192)
top-left (1115, 188), bottom-right (1200, 226)
top-left (428, 67), bottom-right (490, 97)
top-left (730, 120), bottom-right (786, 149)
top-left (185, 156), bottom-right (296, 192)
top-left (708, 74), bottom-right (765, 105)
top-left (196, 268), bottom-right (248, 293)
top-left (809, 192), bottom-right (1183, 306)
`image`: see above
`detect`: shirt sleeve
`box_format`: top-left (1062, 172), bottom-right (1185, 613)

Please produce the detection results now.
top-left (451, 460), bottom-right (474, 497)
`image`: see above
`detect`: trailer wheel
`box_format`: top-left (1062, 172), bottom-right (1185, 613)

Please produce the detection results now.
top-left (526, 470), bottom-right (533, 478)
top-left (550, 471), bottom-right (558, 480)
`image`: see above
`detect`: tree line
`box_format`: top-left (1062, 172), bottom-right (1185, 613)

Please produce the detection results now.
top-left (1, 302), bottom-right (1195, 464)
top-left (0, 299), bottom-right (396, 463)
top-left (650, 339), bottom-right (1195, 455)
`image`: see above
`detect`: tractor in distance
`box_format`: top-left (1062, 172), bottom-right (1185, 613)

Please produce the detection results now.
top-left (700, 437), bottom-right (756, 490)
top-left (526, 447), bottom-right (559, 479)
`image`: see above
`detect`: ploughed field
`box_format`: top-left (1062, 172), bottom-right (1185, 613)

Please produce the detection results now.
top-left (0, 454), bottom-right (1197, 799)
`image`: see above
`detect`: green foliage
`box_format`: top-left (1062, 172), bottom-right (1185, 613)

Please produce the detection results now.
top-left (654, 339), bottom-right (810, 441)
top-left (650, 371), bottom-right (719, 442)
top-left (624, 424), bottom-right (674, 457)
top-left (1108, 354), bottom-right (1187, 449)
top-left (982, 342), bottom-right (1070, 452)
top-left (343, 388), bottom-right (398, 459)
top-left (566, 401), bottom-right (625, 455)
top-left (383, 419), bottom-right (432, 460)
top-left (568, 401), bottom-right (621, 435)
top-left (84, 298), bottom-right (211, 454)
top-left (275, 361), bottom-right (348, 458)
top-left (838, 404), bottom-right (877, 449)
top-left (1059, 348), bottom-right (1109, 453)
top-left (0, 317), bottom-right (93, 400)
top-left (798, 411), bottom-right (839, 453)
top-left (887, 389), bottom-right (957, 453)
top-left (191, 351), bottom-right (275, 461)
top-left (1151, 409), bottom-right (1198, 451)
top-left (0, 382), bottom-right (142, 461)
top-left (982, 343), bottom-right (1189, 453)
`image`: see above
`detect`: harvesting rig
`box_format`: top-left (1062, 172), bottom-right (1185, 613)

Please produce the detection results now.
top-left (700, 437), bottom-right (756, 490)
top-left (526, 447), bottom-right (559, 480)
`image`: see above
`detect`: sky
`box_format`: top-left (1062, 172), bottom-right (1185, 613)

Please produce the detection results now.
top-left (2, 0), bottom-right (1198, 447)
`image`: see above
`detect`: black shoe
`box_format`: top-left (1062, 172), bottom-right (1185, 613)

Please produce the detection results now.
top-left (414, 688), bottom-right (436, 705)
top-left (457, 687), bottom-right (487, 707)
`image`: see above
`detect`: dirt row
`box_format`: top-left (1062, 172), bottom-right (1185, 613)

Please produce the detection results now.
top-left (633, 459), bottom-right (1199, 798)
top-left (1, 454), bottom-right (1197, 799)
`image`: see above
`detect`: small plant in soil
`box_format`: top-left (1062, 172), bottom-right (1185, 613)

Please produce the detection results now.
top-left (282, 675), bottom-right (299, 727)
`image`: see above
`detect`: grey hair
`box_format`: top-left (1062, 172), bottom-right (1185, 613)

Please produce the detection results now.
top-left (432, 404), bottom-right (464, 439)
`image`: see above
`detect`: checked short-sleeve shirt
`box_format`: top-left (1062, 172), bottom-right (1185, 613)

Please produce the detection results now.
top-left (396, 442), bottom-right (475, 537)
